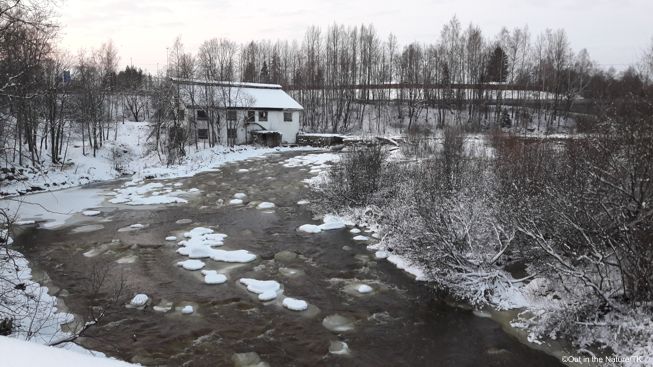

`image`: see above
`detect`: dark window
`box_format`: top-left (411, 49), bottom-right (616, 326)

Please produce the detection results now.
top-left (227, 110), bottom-right (237, 121)
top-left (197, 110), bottom-right (208, 120)
top-left (246, 110), bottom-right (255, 122)
top-left (284, 112), bottom-right (293, 122)
top-left (258, 111), bottom-right (268, 122)
top-left (197, 128), bottom-right (208, 139)
top-left (227, 128), bottom-right (237, 139)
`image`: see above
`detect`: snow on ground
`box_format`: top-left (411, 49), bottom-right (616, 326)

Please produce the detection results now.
top-left (297, 199), bottom-right (310, 205)
top-left (180, 305), bottom-right (194, 315)
top-left (82, 210), bottom-right (101, 216)
top-left (282, 297), bottom-right (308, 311)
top-left (0, 246), bottom-right (113, 358)
top-left (165, 236), bottom-right (177, 241)
top-left (201, 270), bottom-right (227, 284)
top-left (0, 336), bottom-right (138, 367)
top-left (239, 278), bottom-right (282, 301)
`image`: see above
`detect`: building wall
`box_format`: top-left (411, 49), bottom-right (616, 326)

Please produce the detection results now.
top-left (187, 108), bottom-right (300, 145)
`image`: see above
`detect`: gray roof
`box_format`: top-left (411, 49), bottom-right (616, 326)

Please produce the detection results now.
top-left (171, 78), bottom-right (303, 110)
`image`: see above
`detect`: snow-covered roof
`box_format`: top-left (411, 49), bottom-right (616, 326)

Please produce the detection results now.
top-left (171, 78), bottom-right (303, 111)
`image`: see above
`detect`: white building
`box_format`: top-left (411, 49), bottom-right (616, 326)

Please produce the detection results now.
top-left (171, 78), bottom-right (303, 146)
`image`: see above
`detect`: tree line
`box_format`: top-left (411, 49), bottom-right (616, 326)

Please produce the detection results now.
top-left (2, 0), bottom-right (652, 169)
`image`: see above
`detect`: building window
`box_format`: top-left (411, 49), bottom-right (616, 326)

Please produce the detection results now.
top-left (246, 110), bottom-right (255, 122)
top-left (258, 111), bottom-right (268, 122)
top-left (197, 110), bottom-right (208, 120)
top-left (227, 110), bottom-right (237, 121)
top-left (197, 128), bottom-right (208, 139)
top-left (284, 112), bottom-right (293, 122)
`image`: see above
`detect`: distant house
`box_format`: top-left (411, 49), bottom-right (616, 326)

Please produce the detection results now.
top-left (171, 78), bottom-right (303, 146)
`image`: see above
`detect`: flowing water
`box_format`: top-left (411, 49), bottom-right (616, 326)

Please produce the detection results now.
top-left (13, 151), bottom-right (564, 366)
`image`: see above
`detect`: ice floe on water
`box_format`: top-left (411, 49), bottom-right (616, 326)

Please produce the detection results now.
top-left (82, 210), bottom-right (101, 216)
top-left (357, 284), bottom-right (373, 294)
top-left (232, 352), bottom-right (269, 367)
top-left (109, 181), bottom-right (189, 206)
top-left (0, 187), bottom-right (104, 229)
top-left (256, 202), bottom-right (275, 210)
top-left (282, 297), bottom-right (308, 311)
top-left (322, 314), bottom-right (354, 332)
top-left (181, 305), bottom-right (194, 314)
top-left (298, 214), bottom-right (351, 233)
top-left (201, 270), bottom-right (227, 284)
top-left (282, 153), bottom-right (340, 170)
top-left (374, 250), bottom-right (389, 259)
top-left (329, 341), bottom-right (350, 355)
top-left (233, 193), bottom-right (247, 199)
top-left (350, 228), bottom-right (361, 234)
top-left (130, 294), bottom-right (149, 307)
top-left (352, 235), bottom-right (369, 241)
top-left (239, 278), bottom-right (282, 301)
top-left (229, 198), bottom-right (243, 205)
top-left (177, 227), bottom-right (255, 263)
top-left (298, 224), bottom-right (322, 233)
top-left (177, 259), bottom-right (206, 271)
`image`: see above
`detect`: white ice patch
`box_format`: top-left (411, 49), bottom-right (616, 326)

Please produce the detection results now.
top-left (82, 210), bottom-right (101, 216)
top-left (386, 254), bottom-right (427, 281)
top-left (374, 250), bottom-right (389, 259)
top-left (357, 284), bottom-right (373, 294)
top-left (109, 182), bottom-right (189, 206)
top-left (165, 236), bottom-right (177, 241)
top-left (177, 227), bottom-right (255, 263)
top-left (237, 168), bottom-right (250, 173)
top-left (297, 200), bottom-right (310, 205)
top-left (201, 270), bottom-right (227, 284)
top-left (256, 202), bottom-right (275, 209)
top-left (352, 235), bottom-right (369, 241)
top-left (181, 305), bottom-right (194, 314)
top-left (282, 297), bottom-right (308, 311)
top-left (130, 223), bottom-right (145, 229)
top-left (1, 229), bottom-right (13, 245)
top-left (239, 278), bottom-right (282, 301)
top-left (319, 214), bottom-right (351, 231)
top-left (0, 187), bottom-right (104, 229)
top-left (177, 259), bottom-right (206, 271)
top-left (350, 228), bottom-right (361, 234)
top-left (298, 224), bottom-right (322, 233)
top-left (229, 198), bottom-right (243, 205)
top-left (130, 294), bottom-right (149, 306)
top-left (233, 193), bottom-right (247, 199)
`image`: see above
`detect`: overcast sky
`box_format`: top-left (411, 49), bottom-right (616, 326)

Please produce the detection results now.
top-left (56, 0), bottom-right (652, 73)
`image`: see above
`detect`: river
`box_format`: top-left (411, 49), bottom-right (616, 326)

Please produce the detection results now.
top-left (11, 150), bottom-right (564, 366)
